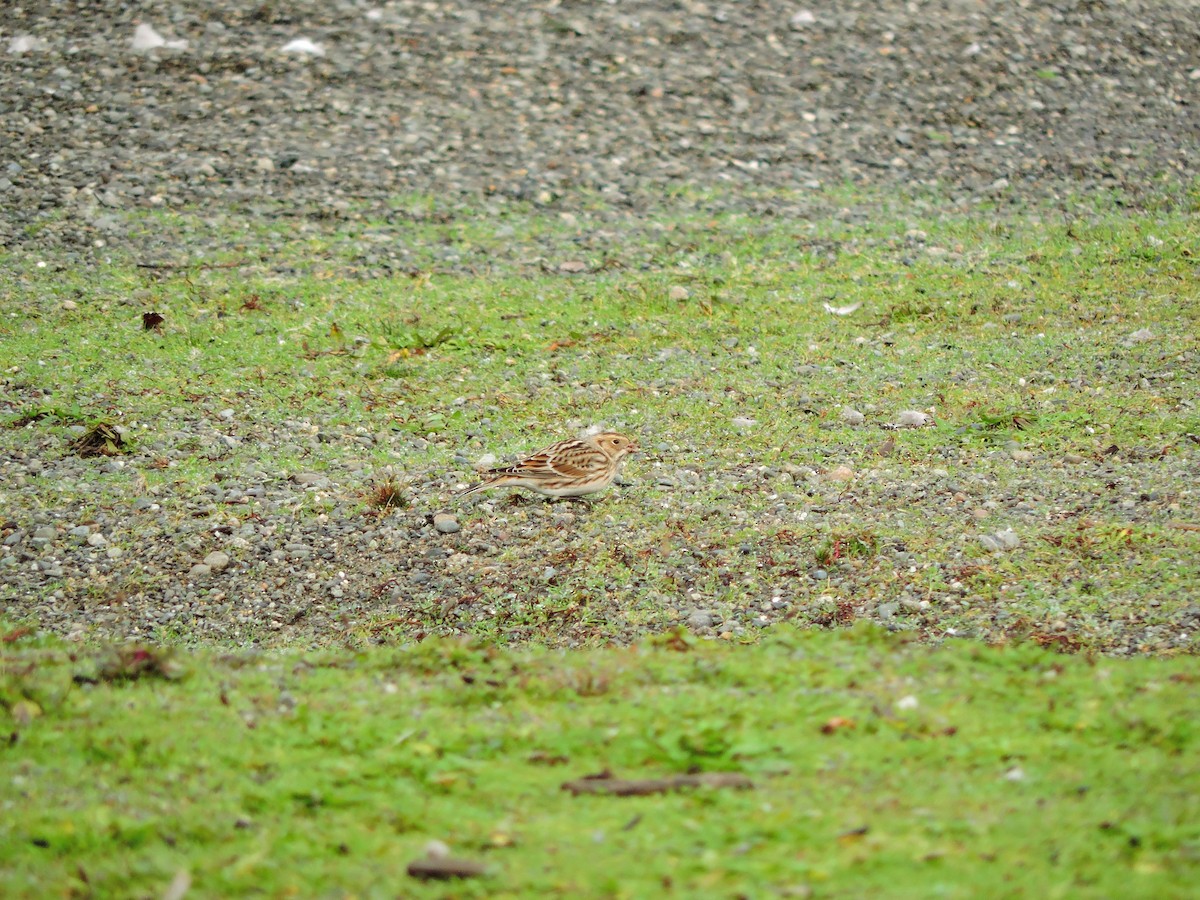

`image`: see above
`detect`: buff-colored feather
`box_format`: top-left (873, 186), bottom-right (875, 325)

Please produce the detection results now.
top-left (458, 432), bottom-right (639, 498)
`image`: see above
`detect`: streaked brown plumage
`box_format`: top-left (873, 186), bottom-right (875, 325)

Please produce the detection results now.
top-left (458, 432), bottom-right (639, 499)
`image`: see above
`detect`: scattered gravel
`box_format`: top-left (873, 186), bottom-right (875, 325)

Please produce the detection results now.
top-left (2, 0), bottom-right (1198, 258)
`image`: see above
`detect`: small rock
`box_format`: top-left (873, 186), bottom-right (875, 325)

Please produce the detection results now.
top-left (9, 35), bottom-right (44, 54)
top-left (668, 285), bottom-right (690, 301)
top-left (687, 610), bottom-right (716, 630)
top-left (979, 529), bottom-right (1020, 553)
top-left (280, 38), bottom-right (325, 56)
top-left (188, 564), bottom-right (212, 579)
top-left (433, 514), bottom-right (461, 534)
top-left (895, 410), bottom-right (935, 428)
top-left (731, 416), bottom-right (756, 429)
top-left (204, 551), bottom-right (231, 572)
top-left (86, 532), bottom-right (107, 547)
top-left (1010, 449), bottom-right (1034, 462)
top-left (826, 465), bottom-right (855, 482)
top-left (131, 23), bottom-right (165, 51)
top-left (1123, 328), bottom-right (1154, 346)
top-left (840, 408), bottom-right (866, 426)
top-left (1063, 453), bottom-right (1084, 464)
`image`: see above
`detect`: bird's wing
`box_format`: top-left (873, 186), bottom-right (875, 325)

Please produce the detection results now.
top-left (490, 440), bottom-right (604, 480)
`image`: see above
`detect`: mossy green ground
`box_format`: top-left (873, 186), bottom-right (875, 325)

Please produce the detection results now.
top-left (1, 626), bottom-right (1197, 898)
top-left (2, 193), bottom-right (1199, 895)
top-left (2, 194), bottom-right (1199, 650)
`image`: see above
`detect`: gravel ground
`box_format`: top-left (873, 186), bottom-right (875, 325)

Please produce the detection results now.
top-left (2, 0), bottom-right (1198, 258)
top-left (2, 1), bottom-right (1199, 652)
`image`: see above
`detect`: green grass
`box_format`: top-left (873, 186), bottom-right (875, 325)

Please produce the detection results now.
top-left (1, 625), bottom-right (1197, 898)
top-left (5, 191), bottom-right (1198, 651)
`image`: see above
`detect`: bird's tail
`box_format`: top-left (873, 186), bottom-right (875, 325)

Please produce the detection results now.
top-left (456, 478), bottom-right (495, 497)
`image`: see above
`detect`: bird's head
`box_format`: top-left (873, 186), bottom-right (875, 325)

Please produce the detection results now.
top-left (593, 432), bottom-right (639, 459)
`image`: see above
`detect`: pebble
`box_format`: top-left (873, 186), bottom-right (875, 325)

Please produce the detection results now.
top-left (433, 514), bottom-right (461, 534)
top-left (978, 529), bottom-right (1020, 553)
top-left (1063, 453), bottom-right (1084, 464)
top-left (840, 408), bottom-right (866, 426)
top-left (687, 610), bottom-right (717, 630)
top-left (826, 465), bottom-right (855, 482)
top-left (668, 286), bottom-right (690, 301)
top-left (204, 551), bottom-right (231, 572)
top-left (188, 564), bottom-right (212, 579)
top-left (896, 410), bottom-right (935, 428)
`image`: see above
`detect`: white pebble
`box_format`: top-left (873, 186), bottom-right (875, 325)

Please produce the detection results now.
top-left (281, 38), bottom-right (325, 56)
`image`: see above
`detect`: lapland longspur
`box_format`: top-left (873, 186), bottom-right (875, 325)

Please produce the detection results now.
top-left (458, 432), bottom-right (639, 499)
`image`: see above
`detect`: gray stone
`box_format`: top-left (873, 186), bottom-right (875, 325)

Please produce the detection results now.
top-left (204, 551), bottom-right (231, 572)
top-left (433, 514), bottom-right (461, 534)
top-left (840, 407), bottom-right (866, 426)
top-left (979, 529), bottom-right (1020, 553)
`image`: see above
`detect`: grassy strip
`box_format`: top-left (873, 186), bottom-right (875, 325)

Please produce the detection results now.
top-left (1, 625), bottom-right (1197, 897)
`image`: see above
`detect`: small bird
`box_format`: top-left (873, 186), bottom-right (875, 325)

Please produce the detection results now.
top-left (458, 432), bottom-right (640, 499)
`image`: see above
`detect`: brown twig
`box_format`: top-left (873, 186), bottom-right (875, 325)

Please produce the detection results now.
top-left (406, 858), bottom-right (487, 880)
top-left (136, 259), bottom-right (248, 270)
top-left (561, 770), bottom-right (753, 796)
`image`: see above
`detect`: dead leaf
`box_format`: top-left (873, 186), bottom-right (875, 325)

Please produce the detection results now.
top-left (71, 423), bottom-right (128, 457)
top-left (837, 826), bottom-right (870, 844)
top-left (162, 870), bottom-right (191, 900)
top-left (562, 771), bottom-right (753, 796)
top-left (406, 858), bottom-right (487, 881)
top-left (10, 700), bottom-right (41, 726)
top-left (820, 717), bottom-right (856, 734)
